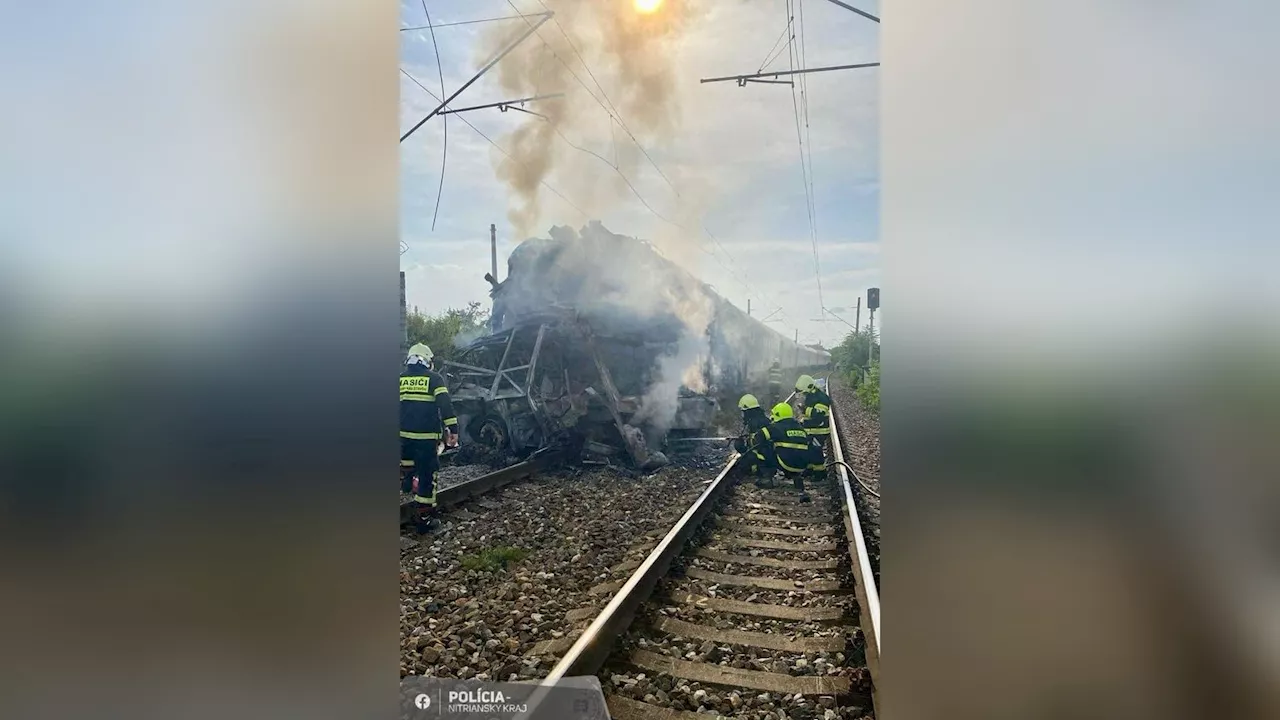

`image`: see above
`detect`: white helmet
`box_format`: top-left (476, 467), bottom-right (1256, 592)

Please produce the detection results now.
top-left (406, 343), bottom-right (434, 365)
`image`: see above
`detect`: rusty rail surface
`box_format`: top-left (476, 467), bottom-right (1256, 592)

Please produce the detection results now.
top-left (512, 385), bottom-right (879, 719)
top-left (827, 389), bottom-right (881, 700)
top-left (398, 447), bottom-right (562, 524)
top-left (507, 452), bottom-right (742, 720)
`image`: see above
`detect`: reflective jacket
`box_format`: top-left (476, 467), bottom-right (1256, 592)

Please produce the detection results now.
top-left (742, 407), bottom-right (769, 436)
top-left (802, 388), bottom-right (832, 436)
top-left (767, 364), bottom-right (783, 385)
top-left (750, 417), bottom-right (817, 474)
top-left (734, 407), bottom-right (771, 456)
top-left (399, 365), bottom-right (457, 440)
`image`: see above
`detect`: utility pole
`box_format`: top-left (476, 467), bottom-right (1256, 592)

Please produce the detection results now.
top-left (867, 308), bottom-right (875, 366)
top-left (866, 287), bottom-right (880, 367)
top-left (794, 328), bottom-right (800, 368)
top-left (747, 299), bottom-right (751, 316)
top-left (854, 297), bottom-right (862, 334)
top-left (490, 223), bottom-right (498, 282)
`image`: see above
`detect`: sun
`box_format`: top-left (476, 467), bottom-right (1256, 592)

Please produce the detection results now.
top-left (634, 0), bottom-right (664, 14)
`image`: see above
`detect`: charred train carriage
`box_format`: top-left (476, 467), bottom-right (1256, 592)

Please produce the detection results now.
top-left (440, 222), bottom-right (829, 468)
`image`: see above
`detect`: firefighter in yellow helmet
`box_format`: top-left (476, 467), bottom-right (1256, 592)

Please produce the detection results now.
top-left (744, 402), bottom-right (818, 502)
top-left (400, 343), bottom-right (458, 532)
top-left (795, 374), bottom-right (832, 439)
top-left (733, 394), bottom-right (770, 468)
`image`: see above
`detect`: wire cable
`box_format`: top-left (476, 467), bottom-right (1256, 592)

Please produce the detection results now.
top-left (400, 14), bottom-right (533, 31)
top-left (400, 68), bottom-right (590, 220)
top-left (757, 16), bottom-right (793, 73)
top-left (421, 0), bottom-right (447, 232)
top-left (497, 2), bottom-right (789, 332)
top-left (799, 0), bottom-right (825, 319)
top-left (785, 0), bottom-right (825, 322)
top-left (531, 0), bottom-right (679, 194)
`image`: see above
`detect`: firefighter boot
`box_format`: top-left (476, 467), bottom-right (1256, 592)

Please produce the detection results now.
top-left (794, 474), bottom-right (811, 503)
top-left (413, 503), bottom-right (438, 534)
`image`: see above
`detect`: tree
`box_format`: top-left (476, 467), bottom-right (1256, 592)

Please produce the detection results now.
top-left (406, 302), bottom-right (490, 365)
top-left (830, 328), bottom-right (880, 385)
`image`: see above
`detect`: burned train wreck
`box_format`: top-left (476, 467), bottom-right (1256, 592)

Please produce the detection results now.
top-left (440, 222), bottom-right (829, 469)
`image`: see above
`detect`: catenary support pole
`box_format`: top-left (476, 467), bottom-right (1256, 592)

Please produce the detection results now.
top-left (490, 224), bottom-right (498, 281)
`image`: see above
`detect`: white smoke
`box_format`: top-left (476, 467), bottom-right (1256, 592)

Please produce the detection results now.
top-left (632, 330), bottom-right (708, 443)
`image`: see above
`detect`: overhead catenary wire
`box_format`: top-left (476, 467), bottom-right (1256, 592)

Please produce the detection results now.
top-left (784, 0), bottom-right (825, 325)
top-left (757, 15), bottom-right (794, 73)
top-left (421, 0), bottom-right (447, 232)
top-left (500, 0), bottom-right (786, 327)
top-left (400, 68), bottom-right (589, 221)
top-left (529, 0), bottom-right (679, 194)
top-left (400, 13), bottom-right (534, 32)
top-left (798, 0), bottom-right (825, 322)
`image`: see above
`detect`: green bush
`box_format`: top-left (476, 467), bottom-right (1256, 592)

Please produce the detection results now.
top-left (856, 361), bottom-right (880, 412)
top-left (406, 301), bottom-right (489, 366)
top-left (460, 546), bottom-right (530, 573)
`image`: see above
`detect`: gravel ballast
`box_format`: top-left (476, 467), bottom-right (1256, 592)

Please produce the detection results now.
top-left (400, 460), bottom-right (727, 679)
top-left (827, 377), bottom-right (880, 583)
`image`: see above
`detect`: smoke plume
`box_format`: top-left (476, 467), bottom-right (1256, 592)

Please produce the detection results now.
top-left (478, 0), bottom-right (699, 238)
top-left (632, 330), bottom-right (709, 443)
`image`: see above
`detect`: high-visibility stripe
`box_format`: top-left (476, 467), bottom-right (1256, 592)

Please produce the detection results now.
top-left (806, 427), bottom-right (831, 435)
top-left (400, 394), bottom-right (436, 402)
top-left (433, 386), bottom-right (449, 396)
top-left (443, 417), bottom-right (458, 426)
top-left (413, 494), bottom-right (437, 507)
top-left (400, 431), bottom-right (442, 440)
top-left (778, 458), bottom-right (806, 473)
top-left (776, 442), bottom-right (810, 450)
top-left (813, 404), bottom-right (830, 414)
top-left (401, 459), bottom-right (415, 467)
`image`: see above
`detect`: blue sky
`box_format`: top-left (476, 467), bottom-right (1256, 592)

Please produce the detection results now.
top-left (400, 0), bottom-right (880, 346)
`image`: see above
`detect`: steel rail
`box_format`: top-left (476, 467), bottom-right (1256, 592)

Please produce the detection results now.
top-left (398, 447), bottom-right (562, 524)
top-left (515, 452), bottom-right (743, 717)
top-left (827, 391), bottom-right (881, 689)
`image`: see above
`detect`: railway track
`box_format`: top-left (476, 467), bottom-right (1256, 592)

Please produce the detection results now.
top-left (511, 393), bottom-right (880, 719)
top-left (398, 389), bottom-right (880, 718)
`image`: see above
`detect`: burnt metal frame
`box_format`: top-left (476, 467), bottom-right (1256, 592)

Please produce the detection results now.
top-left (442, 323), bottom-right (552, 452)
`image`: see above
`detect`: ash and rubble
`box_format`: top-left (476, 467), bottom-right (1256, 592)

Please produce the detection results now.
top-left (439, 221), bottom-right (828, 474)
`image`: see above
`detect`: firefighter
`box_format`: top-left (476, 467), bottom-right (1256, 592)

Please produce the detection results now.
top-left (746, 402), bottom-right (816, 502)
top-left (737, 394), bottom-right (770, 436)
top-left (733, 394), bottom-right (770, 472)
top-left (766, 360), bottom-right (783, 406)
top-left (401, 343), bottom-right (458, 532)
top-left (795, 375), bottom-right (832, 439)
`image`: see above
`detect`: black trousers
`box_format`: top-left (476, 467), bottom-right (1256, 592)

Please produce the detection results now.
top-left (401, 438), bottom-right (439, 506)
